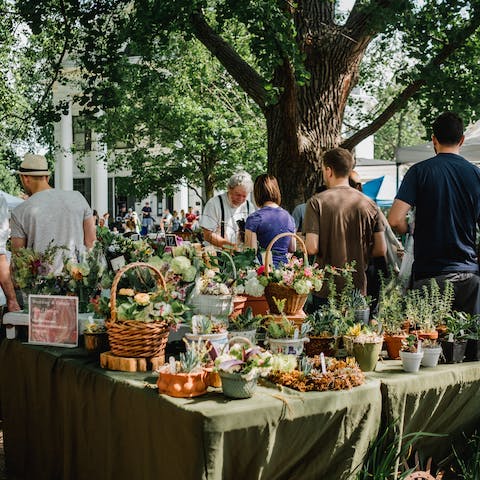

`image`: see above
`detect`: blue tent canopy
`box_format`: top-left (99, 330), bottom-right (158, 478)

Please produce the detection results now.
top-left (362, 176), bottom-right (395, 207)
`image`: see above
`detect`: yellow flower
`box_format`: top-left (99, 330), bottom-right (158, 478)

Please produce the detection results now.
top-left (119, 288), bottom-right (135, 297)
top-left (70, 266), bottom-right (84, 281)
top-left (134, 293), bottom-right (150, 306)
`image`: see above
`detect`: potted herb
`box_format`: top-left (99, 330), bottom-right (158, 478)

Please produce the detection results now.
top-left (83, 318), bottom-right (109, 353)
top-left (399, 334), bottom-right (424, 372)
top-left (465, 313), bottom-right (480, 361)
top-left (376, 275), bottom-right (407, 360)
top-left (228, 307), bottom-right (263, 344)
top-left (420, 339), bottom-right (442, 368)
top-left (156, 342), bottom-right (210, 398)
top-left (215, 338), bottom-right (273, 398)
top-left (441, 311), bottom-right (469, 363)
top-left (264, 299), bottom-right (311, 356)
top-left (349, 324), bottom-right (384, 372)
top-left (185, 314), bottom-right (229, 353)
top-left (304, 307), bottom-right (339, 357)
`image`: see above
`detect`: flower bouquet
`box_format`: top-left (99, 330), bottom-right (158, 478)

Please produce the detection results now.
top-left (261, 233), bottom-right (327, 315)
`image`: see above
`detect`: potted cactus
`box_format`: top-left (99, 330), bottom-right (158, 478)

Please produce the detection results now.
top-left (304, 307), bottom-right (339, 357)
top-left (399, 334), bottom-right (424, 372)
top-left (185, 314), bottom-right (229, 352)
top-left (349, 289), bottom-right (371, 325)
top-left (228, 307), bottom-right (263, 344)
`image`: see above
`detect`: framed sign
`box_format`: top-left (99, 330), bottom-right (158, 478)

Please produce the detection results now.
top-left (165, 234), bottom-right (178, 247)
top-left (28, 295), bottom-right (78, 347)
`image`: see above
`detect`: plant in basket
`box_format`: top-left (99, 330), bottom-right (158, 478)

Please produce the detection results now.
top-left (215, 338), bottom-right (273, 398)
top-left (106, 262), bottom-right (183, 359)
top-left (304, 307), bottom-right (340, 357)
top-left (157, 341), bottom-right (210, 398)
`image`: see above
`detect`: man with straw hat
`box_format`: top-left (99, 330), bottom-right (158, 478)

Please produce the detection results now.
top-left (10, 154), bottom-right (96, 273)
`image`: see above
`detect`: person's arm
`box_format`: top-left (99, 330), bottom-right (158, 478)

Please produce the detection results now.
top-left (83, 216), bottom-right (97, 249)
top-left (288, 236), bottom-right (296, 252)
top-left (0, 254), bottom-right (20, 311)
top-left (202, 228), bottom-right (235, 249)
top-left (371, 230), bottom-right (387, 258)
top-left (388, 199), bottom-right (412, 235)
top-left (305, 233), bottom-right (319, 255)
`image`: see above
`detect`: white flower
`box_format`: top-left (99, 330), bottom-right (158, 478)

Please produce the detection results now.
top-left (244, 277), bottom-right (265, 297)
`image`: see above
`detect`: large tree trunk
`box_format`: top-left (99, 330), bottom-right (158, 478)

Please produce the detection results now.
top-left (267, 7), bottom-right (369, 211)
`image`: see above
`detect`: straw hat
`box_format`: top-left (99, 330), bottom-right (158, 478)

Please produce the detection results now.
top-left (16, 154), bottom-right (51, 176)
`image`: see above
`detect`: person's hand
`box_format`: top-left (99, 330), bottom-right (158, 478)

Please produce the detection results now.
top-left (7, 298), bottom-right (21, 312)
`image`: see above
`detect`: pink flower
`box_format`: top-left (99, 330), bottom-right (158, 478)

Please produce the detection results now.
top-left (304, 268), bottom-right (312, 277)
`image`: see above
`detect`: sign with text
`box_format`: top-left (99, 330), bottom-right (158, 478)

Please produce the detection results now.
top-left (28, 295), bottom-right (78, 347)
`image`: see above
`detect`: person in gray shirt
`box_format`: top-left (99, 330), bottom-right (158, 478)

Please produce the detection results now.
top-left (10, 154), bottom-right (96, 273)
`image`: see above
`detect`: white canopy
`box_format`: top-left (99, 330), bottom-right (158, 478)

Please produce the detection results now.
top-left (395, 120), bottom-right (480, 165)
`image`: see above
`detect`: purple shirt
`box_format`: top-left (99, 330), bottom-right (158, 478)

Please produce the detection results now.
top-left (245, 206), bottom-right (295, 266)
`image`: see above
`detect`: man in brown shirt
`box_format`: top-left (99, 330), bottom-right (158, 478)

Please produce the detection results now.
top-left (304, 148), bottom-right (386, 309)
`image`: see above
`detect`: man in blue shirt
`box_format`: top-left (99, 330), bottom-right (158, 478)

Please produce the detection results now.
top-left (389, 111), bottom-right (480, 314)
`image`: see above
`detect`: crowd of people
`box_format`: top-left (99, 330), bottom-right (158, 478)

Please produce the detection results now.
top-left (1, 111), bottom-right (479, 317)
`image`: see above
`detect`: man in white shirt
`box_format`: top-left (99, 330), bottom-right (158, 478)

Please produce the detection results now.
top-left (200, 172), bottom-right (254, 248)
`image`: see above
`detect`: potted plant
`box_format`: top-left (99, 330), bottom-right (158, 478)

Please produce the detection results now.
top-left (185, 314), bottom-right (229, 353)
top-left (349, 324), bottom-right (384, 372)
top-left (215, 338), bottom-right (273, 398)
top-left (264, 299), bottom-right (311, 356)
top-left (399, 334), bottom-right (424, 372)
top-left (376, 275), bottom-right (407, 360)
top-left (420, 338), bottom-right (442, 367)
top-left (304, 307), bottom-right (339, 357)
top-left (405, 288), bottom-right (438, 340)
top-left (441, 311), bottom-right (469, 363)
top-left (465, 313), bottom-right (480, 361)
top-left (228, 307), bottom-right (263, 344)
top-left (349, 289), bottom-right (372, 325)
top-left (83, 318), bottom-right (109, 353)
top-left (157, 341), bottom-right (210, 398)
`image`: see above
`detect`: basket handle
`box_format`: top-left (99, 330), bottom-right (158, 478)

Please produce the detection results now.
top-left (264, 232), bottom-right (308, 275)
top-left (110, 261), bottom-right (167, 323)
top-left (229, 336), bottom-right (253, 348)
top-left (212, 248), bottom-right (237, 280)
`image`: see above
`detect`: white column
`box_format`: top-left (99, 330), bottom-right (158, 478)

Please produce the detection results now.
top-left (58, 103), bottom-right (74, 191)
top-left (91, 133), bottom-right (109, 215)
top-left (173, 183), bottom-right (189, 213)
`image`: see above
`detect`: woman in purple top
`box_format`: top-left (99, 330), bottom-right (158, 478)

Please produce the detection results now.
top-left (245, 174), bottom-right (296, 267)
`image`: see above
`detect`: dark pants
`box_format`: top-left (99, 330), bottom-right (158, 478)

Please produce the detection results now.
top-left (413, 273), bottom-right (480, 315)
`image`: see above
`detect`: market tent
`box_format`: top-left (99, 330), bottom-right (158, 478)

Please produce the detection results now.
top-left (0, 190), bottom-right (23, 210)
top-left (363, 175), bottom-right (397, 207)
top-left (395, 120), bottom-right (480, 164)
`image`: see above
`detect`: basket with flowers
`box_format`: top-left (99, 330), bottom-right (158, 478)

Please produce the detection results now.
top-left (106, 262), bottom-right (188, 358)
top-left (262, 233), bottom-right (327, 315)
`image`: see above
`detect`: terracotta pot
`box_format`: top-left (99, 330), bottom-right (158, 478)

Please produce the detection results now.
top-left (204, 368), bottom-right (222, 388)
top-left (411, 330), bottom-right (438, 341)
top-left (157, 370), bottom-right (208, 398)
top-left (230, 295), bottom-right (247, 319)
top-left (305, 336), bottom-right (337, 357)
top-left (384, 333), bottom-right (407, 360)
top-left (243, 295), bottom-right (270, 316)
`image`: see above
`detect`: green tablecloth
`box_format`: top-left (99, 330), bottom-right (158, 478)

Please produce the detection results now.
top-left (368, 359), bottom-right (480, 462)
top-left (0, 340), bottom-right (382, 480)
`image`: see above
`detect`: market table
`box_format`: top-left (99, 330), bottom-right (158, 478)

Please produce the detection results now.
top-left (367, 359), bottom-right (480, 463)
top-left (0, 340), bottom-right (382, 480)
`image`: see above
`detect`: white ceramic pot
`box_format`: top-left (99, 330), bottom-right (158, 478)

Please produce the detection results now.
top-left (421, 347), bottom-right (442, 367)
top-left (184, 332), bottom-right (229, 353)
top-left (190, 294), bottom-right (234, 316)
top-left (228, 330), bottom-right (257, 344)
top-left (266, 337), bottom-right (309, 356)
top-left (400, 350), bottom-right (424, 372)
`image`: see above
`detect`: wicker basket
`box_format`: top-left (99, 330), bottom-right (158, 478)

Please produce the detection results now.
top-left (106, 262), bottom-right (170, 358)
top-left (264, 232), bottom-right (309, 315)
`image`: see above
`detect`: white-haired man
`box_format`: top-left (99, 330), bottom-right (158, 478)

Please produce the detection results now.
top-left (10, 154), bottom-right (96, 273)
top-left (200, 171), bottom-right (255, 248)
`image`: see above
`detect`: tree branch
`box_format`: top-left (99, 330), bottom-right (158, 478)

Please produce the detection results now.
top-left (341, 16), bottom-right (480, 150)
top-left (190, 11), bottom-right (267, 110)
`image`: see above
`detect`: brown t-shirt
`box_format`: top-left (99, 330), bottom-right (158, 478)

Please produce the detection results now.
top-left (304, 186), bottom-right (384, 295)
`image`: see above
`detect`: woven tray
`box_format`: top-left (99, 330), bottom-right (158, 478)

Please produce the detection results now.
top-left (106, 262), bottom-right (170, 358)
